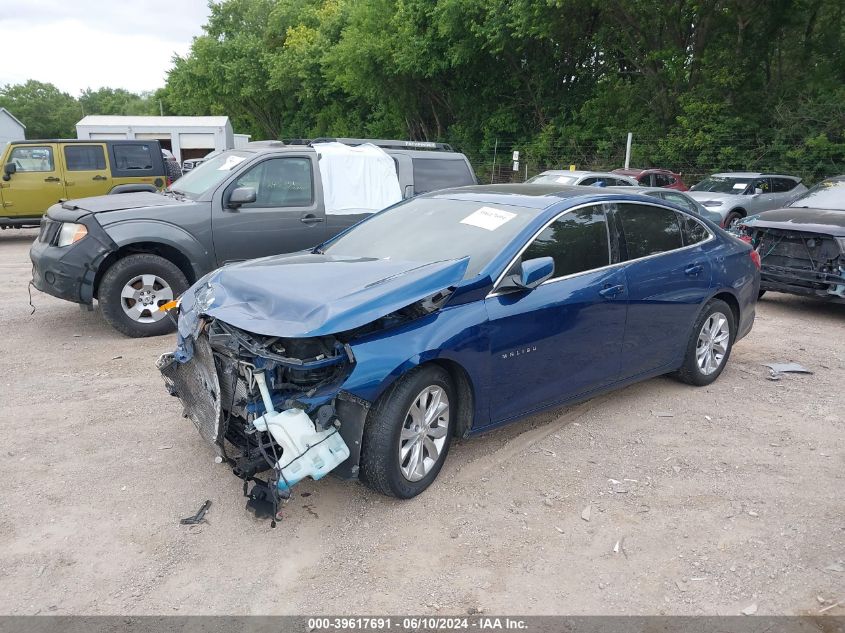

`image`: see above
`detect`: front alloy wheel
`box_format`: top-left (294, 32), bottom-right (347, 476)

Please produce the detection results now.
top-left (399, 386), bottom-right (450, 482)
top-left (360, 365), bottom-right (455, 498)
top-left (119, 274), bottom-right (174, 324)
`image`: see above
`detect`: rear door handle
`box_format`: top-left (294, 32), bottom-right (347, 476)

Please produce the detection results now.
top-left (685, 263), bottom-right (704, 276)
top-left (300, 214), bottom-right (324, 224)
top-left (44, 176), bottom-right (60, 183)
top-left (92, 175), bottom-right (107, 181)
top-left (599, 284), bottom-right (625, 298)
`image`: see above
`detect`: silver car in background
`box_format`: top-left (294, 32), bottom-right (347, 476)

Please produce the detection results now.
top-left (527, 170), bottom-right (637, 187)
top-left (605, 186), bottom-right (724, 225)
top-left (688, 172), bottom-right (806, 228)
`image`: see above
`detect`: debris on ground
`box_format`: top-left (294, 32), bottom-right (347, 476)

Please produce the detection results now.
top-left (764, 362), bottom-right (813, 380)
top-left (180, 500), bottom-right (211, 525)
top-left (824, 562), bottom-right (844, 573)
top-left (819, 600), bottom-right (843, 614)
top-left (652, 411), bottom-right (674, 418)
top-left (581, 505), bottom-right (591, 521)
top-left (741, 603), bottom-right (758, 615)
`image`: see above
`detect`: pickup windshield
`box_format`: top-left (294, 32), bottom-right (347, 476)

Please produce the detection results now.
top-left (170, 151), bottom-right (253, 199)
top-left (321, 197), bottom-right (540, 278)
top-left (788, 179), bottom-right (845, 211)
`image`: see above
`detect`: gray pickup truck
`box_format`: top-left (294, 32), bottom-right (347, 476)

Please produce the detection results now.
top-left (30, 138), bottom-right (477, 337)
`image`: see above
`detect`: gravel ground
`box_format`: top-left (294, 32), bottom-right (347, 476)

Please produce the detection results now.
top-left (0, 228), bottom-right (843, 616)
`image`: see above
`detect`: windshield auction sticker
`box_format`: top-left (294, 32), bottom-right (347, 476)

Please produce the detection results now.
top-left (461, 206), bottom-right (517, 231)
top-left (217, 155), bottom-right (246, 171)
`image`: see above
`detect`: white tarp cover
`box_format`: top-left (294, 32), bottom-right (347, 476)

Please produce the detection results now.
top-left (313, 142), bottom-right (402, 215)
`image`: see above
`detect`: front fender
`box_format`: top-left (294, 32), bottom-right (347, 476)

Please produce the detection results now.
top-left (103, 219), bottom-right (216, 280)
top-left (341, 301), bottom-right (490, 425)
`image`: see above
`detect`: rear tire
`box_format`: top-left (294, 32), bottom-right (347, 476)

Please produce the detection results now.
top-left (674, 299), bottom-right (735, 386)
top-left (99, 254), bottom-right (188, 338)
top-left (360, 365), bottom-right (455, 499)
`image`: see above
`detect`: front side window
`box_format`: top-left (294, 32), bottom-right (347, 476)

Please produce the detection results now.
top-left (9, 146), bottom-right (54, 172)
top-left (113, 144), bottom-right (152, 170)
top-left (64, 145), bottom-right (106, 171)
top-left (751, 178), bottom-right (770, 193)
top-left (654, 173), bottom-right (675, 187)
top-left (616, 203), bottom-right (682, 260)
top-left (232, 157), bottom-right (313, 207)
top-left (637, 175), bottom-right (653, 186)
top-left (521, 206), bottom-right (610, 278)
top-left (412, 157), bottom-right (474, 195)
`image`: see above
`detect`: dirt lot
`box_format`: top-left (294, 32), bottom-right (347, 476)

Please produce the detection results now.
top-left (0, 228), bottom-right (843, 616)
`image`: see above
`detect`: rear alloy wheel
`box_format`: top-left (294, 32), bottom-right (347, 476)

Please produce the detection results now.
top-left (360, 365), bottom-right (455, 498)
top-left (674, 299), bottom-right (735, 386)
top-left (99, 254), bottom-right (188, 337)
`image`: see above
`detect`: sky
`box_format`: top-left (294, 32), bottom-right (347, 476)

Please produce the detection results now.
top-left (0, 0), bottom-right (211, 95)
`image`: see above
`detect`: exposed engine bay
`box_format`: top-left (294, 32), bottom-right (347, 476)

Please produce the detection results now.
top-left (743, 227), bottom-right (845, 301)
top-left (158, 316), bottom-right (370, 525)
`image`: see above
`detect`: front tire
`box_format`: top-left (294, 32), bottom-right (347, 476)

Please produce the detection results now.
top-left (360, 365), bottom-right (455, 498)
top-left (724, 210), bottom-right (744, 228)
top-left (98, 254), bottom-right (188, 337)
top-left (674, 299), bottom-right (735, 386)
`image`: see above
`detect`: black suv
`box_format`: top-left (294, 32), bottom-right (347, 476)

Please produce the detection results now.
top-left (30, 138), bottom-right (477, 337)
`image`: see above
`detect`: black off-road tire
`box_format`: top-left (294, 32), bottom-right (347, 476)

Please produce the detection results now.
top-left (359, 365), bottom-right (456, 499)
top-left (674, 299), bottom-right (735, 387)
top-left (99, 254), bottom-right (188, 338)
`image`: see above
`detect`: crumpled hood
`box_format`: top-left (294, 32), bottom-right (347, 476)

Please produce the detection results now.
top-left (687, 191), bottom-right (743, 205)
top-left (183, 252), bottom-right (470, 338)
top-left (740, 207), bottom-right (845, 236)
top-left (47, 192), bottom-right (184, 223)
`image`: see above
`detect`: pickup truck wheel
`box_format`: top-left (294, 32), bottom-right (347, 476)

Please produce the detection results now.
top-left (99, 254), bottom-right (188, 337)
top-left (359, 365), bottom-right (455, 499)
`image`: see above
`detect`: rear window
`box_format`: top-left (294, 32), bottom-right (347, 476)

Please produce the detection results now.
top-left (113, 144), bottom-right (153, 170)
top-left (64, 145), bottom-right (106, 171)
top-left (412, 157), bottom-right (474, 195)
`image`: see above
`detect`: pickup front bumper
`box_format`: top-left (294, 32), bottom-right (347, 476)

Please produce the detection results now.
top-left (29, 216), bottom-right (116, 304)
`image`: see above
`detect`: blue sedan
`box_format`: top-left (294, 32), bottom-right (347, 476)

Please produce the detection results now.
top-left (159, 184), bottom-right (760, 512)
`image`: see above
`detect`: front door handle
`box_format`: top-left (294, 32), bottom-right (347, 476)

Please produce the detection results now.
top-left (44, 176), bottom-right (60, 183)
top-left (92, 175), bottom-right (107, 181)
top-left (685, 263), bottom-right (704, 276)
top-left (300, 214), bottom-right (324, 225)
top-left (599, 284), bottom-right (625, 298)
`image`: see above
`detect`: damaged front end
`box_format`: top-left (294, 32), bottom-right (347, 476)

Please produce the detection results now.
top-left (156, 255), bottom-right (468, 523)
top-left (158, 314), bottom-right (365, 524)
top-left (739, 224), bottom-right (845, 301)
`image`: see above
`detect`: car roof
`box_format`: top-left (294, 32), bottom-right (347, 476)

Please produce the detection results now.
top-left (710, 172), bottom-right (798, 179)
top-left (536, 170), bottom-right (624, 178)
top-left (242, 140), bottom-right (469, 159)
top-left (425, 183), bottom-right (675, 210)
top-left (613, 167), bottom-right (675, 176)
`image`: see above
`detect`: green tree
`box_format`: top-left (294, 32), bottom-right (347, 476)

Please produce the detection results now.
top-left (0, 80), bottom-right (80, 138)
top-left (78, 87), bottom-right (159, 116)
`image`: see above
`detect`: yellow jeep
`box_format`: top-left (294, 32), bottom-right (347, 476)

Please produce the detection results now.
top-left (0, 139), bottom-right (169, 228)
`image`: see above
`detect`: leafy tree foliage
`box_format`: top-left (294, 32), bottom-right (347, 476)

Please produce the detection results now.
top-left (0, 80), bottom-right (80, 138)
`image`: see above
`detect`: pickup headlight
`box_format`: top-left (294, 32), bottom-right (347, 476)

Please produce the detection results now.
top-left (701, 200), bottom-right (723, 208)
top-left (56, 222), bottom-right (88, 247)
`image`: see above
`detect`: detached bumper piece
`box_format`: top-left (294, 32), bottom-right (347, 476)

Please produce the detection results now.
top-left (751, 228), bottom-right (845, 301)
top-left (158, 319), bottom-right (356, 525)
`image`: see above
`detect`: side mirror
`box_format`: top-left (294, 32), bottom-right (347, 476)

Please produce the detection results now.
top-left (498, 257), bottom-right (555, 293)
top-left (227, 186), bottom-right (256, 208)
top-left (3, 162), bottom-right (16, 181)
top-left (404, 184), bottom-right (414, 199)
top-left (753, 188), bottom-right (763, 195)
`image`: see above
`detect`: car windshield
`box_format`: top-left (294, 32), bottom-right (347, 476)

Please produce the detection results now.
top-left (170, 150), bottom-right (253, 198)
top-left (692, 177), bottom-right (750, 194)
top-left (527, 174), bottom-right (579, 185)
top-left (321, 197), bottom-right (540, 278)
top-left (788, 179), bottom-right (845, 211)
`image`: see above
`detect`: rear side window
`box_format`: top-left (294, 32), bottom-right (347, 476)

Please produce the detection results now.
top-left (113, 144), bottom-right (153, 170)
top-left (616, 203), bottom-right (682, 260)
top-left (637, 175), bottom-right (653, 186)
top-left (64, 145), bottom-right (106, 171)
top-left (9, 146), bottom-right (54, 172)
top-left (662, 191), bottom-right (698, 215)
top-left (521, 206), bottom-right (610, 278)
top-left (610, 178), bottom-right (633, 186)
top-left (654, 173), bottom-right (675, 187)
top-left (771, 177), bottom-right (798, 192)
top-left (412, 157), bottom-right (474, 195)
top-left (678, 213), bottom-right (710, 246)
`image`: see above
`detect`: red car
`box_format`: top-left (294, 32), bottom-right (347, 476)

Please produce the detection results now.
top-left (612, 168), bottom-right (688, 191)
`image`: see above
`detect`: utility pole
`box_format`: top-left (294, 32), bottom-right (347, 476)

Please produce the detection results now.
top-left (490, 138), bottom-right (498, 184)
top-left (159, 100), bottom-right (164, 116)
top-left (624, 132), bottom-right (633, 169)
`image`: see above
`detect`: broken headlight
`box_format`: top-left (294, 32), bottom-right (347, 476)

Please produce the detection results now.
top-left (195, 282), bottom-right (215, 313)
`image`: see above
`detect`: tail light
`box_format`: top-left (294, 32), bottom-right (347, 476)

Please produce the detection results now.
top-left (749, 249), bottom-right (761, 270)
